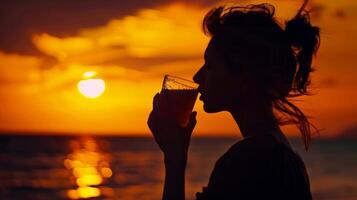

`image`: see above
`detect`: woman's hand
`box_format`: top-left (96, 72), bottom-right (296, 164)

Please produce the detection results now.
top-left (147, 93), bottom-right (197, 159)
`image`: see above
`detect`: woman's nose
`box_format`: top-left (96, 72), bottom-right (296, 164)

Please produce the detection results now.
top-left (193, 66), bottom-right (204, 84)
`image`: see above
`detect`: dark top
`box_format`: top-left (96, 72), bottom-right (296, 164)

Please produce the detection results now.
top-left (195, 134), bottom-right (312, 200)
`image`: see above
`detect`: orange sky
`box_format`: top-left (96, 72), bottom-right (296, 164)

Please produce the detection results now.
top-left (0, 0), bottom-right (356, 137)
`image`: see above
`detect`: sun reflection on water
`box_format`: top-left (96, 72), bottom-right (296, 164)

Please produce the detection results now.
top-left (64, 137), bottom-right (114, 199)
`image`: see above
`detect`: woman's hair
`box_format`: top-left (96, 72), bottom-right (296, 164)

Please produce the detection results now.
top-left (202, 0), bottom-right (320, 151)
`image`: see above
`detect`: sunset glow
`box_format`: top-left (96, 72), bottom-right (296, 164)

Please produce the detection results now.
top-left (0, 0), bottom-right (356, 137)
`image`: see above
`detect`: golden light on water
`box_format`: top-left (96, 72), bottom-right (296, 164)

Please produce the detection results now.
top-left (77, 71), bottom-right (105, 99)
top-left (65, 138), bottom-right (113, 199)
top-left (68, 187), bottom-right (101, 199)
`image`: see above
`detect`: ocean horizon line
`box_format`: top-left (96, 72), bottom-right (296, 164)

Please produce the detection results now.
top-left (0, 130), bottom-right (354, 140)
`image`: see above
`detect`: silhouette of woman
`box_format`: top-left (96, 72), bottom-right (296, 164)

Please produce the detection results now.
top-left (148, 0), bottom-right (320, 199)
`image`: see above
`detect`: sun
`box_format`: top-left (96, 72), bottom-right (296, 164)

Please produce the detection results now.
top-left (77, 71), bottom-right (105, 98)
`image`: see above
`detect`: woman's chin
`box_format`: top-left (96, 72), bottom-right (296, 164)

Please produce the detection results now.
top-left (203, 102), bottom-right (221, 113)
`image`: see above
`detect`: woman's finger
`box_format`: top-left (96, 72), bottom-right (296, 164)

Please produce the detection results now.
top-left (153, 93), bottom-right (160, 111)
top-left (148, 110), bottom-right (162, 135)
top-left (147, 111), bottom-right (156, 132)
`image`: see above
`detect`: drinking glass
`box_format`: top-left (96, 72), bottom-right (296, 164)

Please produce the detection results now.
top-left (161, 74), bottom-right (199, 127)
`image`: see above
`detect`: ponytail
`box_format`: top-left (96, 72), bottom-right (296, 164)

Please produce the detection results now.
top-left (278, 0), bottom-right (320, 150)
top-left (285, 0), bottom-right (320, 95)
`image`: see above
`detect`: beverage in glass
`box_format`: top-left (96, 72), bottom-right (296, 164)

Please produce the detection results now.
top-left (161, 74), bottom-right (199, 127)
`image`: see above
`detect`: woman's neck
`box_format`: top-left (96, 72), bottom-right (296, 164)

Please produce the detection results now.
top-left (229, 103), bottom-right (291, 146)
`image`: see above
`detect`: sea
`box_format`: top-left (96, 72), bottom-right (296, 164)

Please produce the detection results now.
top-left (0, 135), bottom-right (356, 200)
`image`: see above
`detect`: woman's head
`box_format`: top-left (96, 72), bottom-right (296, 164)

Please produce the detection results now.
top-left (193, 1), bottom-right (320, 150)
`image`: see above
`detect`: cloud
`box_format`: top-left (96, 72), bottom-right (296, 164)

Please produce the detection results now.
top-left (0, 3), bottom-right (209, 89)
top-left (39, 63), bottom-right (153, 93)
top-left (32, 34), bottom-right (95, 61)
top-left (31, 3), bottom-right (209, 70)
top-left (0, 0), bottom-right (173, 54)
top-left (0, 51), bottom-right (42, 84)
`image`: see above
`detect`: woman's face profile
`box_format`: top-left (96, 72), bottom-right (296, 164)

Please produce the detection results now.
top-left (193, 39), bottom-right (250, 113)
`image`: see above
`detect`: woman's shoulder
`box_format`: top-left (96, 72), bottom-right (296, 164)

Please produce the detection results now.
top-left (226, 134), bottom-right (278, 160)
top-left (224, 134), bottom-right (306, 170)
top-left (196, 134), bottom-right (312, 200)
top-left (208, 135), bottom-right (278, 175)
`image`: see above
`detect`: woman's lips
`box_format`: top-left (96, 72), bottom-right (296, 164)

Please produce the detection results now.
top-left (199, 94), bottom-right (204, 101)
top-left (197, 87), bottom-right (204, 101)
